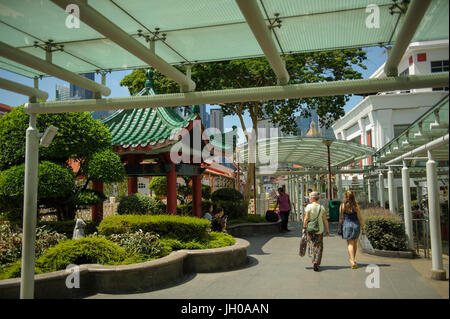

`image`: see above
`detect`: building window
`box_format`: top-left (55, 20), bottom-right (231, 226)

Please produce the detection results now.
top-left (431, 60), bottom-right (449, 91)
top-left (138, 183), bottom-right (146, 189)
top-left (394, 124), bottom-right (409, 138)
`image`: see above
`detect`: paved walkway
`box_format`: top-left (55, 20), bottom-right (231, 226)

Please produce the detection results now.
top-left (89, 222), bottom-right (449, 299)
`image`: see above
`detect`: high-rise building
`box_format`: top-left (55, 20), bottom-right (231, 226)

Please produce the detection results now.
top-left (210, 108), bottom-right (224, 133)
top-left (55, 85), bottom-right (71, 101)
top-left (199, 104), bottom-right (210, 128)
top-left (70, 73), bottom-right (95, 99)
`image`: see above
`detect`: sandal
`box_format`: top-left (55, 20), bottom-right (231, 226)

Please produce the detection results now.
top-left (349, 259), bottom-right (357, 269)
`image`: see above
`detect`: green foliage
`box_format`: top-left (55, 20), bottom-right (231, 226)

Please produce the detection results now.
top-left (201, 184), bottom-right (212, 200)
top-left (228, 214), bottom-right (266, 225)
top-left (0, 221), bottom-right (67, 265)
top-left (211, 188), bottom-right (247, 220)
top-left (103, 180), bottom-right (128, 202)
top-left (0, 106), bottom-right (124, 220)
top-left (177, 200), bottom-right (213, 216)
top-left (37, 220), bottom-right (98, 238)
top-left (37, 237), bottom-right (138, 272)
top-left (160, 231), bottom-right (235, 250)
top-left (117, 193), bottom-right (166, 215)
top-left (107, 230), bottom-right (167, 259)
top-left (84, 149), bottom-right (125, 183)
top-left (98, 214), bottom-right (210, 242)
top-left (361, 209), bottom-right (407, 251)
top-left (211, 188), bottom-right (244, 202)
top-left (70, 189), bottom-right (106, 208)
top-left (0, 161), bottom-right (75, 219)
top-left (149, 176), bottom-right (167, 197)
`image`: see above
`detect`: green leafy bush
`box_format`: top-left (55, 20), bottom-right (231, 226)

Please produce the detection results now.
top-left (228, 214), bottom-right (267, 225)
top-left (0, 161), bottom-right (75, 221)
top-left (84, 149), bottom-right (125, 184)
top-left (201, 184), bottom-right (212, 200)
top-left (117, 193), bottom-right (166, 215)
top-left (70, 189), bottom-right (107, 208)
top-left (37, 220), bottom-right (98, 238)
top-left (211, 188), bottom-right (243, 202)
top-left (149, 176), bottom-right (167, 197)
top-left (107, 230), bottom-right (166, 258)
top-left (0, 221), bottom-right (67, 265)
top-left (98, 214), bottom-right (210, 242)
top-left (160, 231), bottom-right (235, 250)
top-left (361, 208), bottom-right (407, 251)
top-left (37, 237), bottom-right (138, 272)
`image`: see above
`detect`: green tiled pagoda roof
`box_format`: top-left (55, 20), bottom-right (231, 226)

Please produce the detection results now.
top-left (102, 87), bottom-right (198, 150)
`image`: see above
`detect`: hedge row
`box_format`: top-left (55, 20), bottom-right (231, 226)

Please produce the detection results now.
top-left (98, 214), bottom-right (211, 242)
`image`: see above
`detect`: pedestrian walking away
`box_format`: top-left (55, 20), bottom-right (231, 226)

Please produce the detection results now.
top-left (338, 190), bottom-right (365, 269)
top-left (275, 187), bottom-right (292, 232)
top-left (302, 192), bottom-right (330, 271)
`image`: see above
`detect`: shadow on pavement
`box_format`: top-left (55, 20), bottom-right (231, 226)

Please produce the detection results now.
top-left (304, 263), bottom-right (391, 271)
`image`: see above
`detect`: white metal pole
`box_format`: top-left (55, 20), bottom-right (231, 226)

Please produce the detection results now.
top-left (388, 167), bottom-right (396, 213)
top-left (367, 179), bottom-right (373, 204)
top-left (379, 172), bottom-right (385, 208)
top-left (426, 150), bottom-right (446, 280)
top-left (336, 174), bottom-right (343, 201)
top-left (401, 161), bottom-right (414, 250)
top-left (300, 177), bottom-right (304, 218)
top-left (20, 114), bottom-right (40, 299)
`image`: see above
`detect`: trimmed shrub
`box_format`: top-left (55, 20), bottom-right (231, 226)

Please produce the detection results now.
top-left (98, 214), bottom-right (210, 242)
top-left (211, 188), bottom-right (243, 202)
top-left (361, 208), bottom-right (408, 251)
top-left (201, 184), bottom-right (212, 200)
top-left (38, 220), bottom-right (98, 238)
top-left (160, 231), bottom-right (235, 250)
top-left (37, 237), bottom-right (138, 272)
top-left (118, 193), bottom-right (166, 215)
top-left (214, 200), bottom-right (248, 220)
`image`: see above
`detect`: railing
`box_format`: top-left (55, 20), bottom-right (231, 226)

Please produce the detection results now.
top-left (412, 218), bottom-right (430, 258)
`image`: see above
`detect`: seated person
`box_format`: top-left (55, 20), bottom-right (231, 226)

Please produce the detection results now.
top-left (204, 203), bottom-right (213, 221)
top-left (211, 206), bottom-right (227, 232)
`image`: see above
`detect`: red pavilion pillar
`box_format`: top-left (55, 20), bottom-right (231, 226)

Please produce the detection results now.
top-left (127, 154), bottom-right (139, 195)
top-left (166, 161), bottom-right (178, 215)
top-left (91, 181), bottom-right (104, 223)
top-left (192, 174), bottom-right (202, 218)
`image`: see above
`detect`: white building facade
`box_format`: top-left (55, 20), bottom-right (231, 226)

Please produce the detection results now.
top-left (332, 40), bottom-right (449, 202)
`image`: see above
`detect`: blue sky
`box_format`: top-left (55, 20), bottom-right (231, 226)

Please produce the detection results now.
top-left (0, 46), bottom-right (387, 131)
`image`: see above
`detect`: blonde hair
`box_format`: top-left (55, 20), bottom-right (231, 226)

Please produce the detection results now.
top-left (343, 190), bottom-right (358, 213)
top-left (309, 192), bottom-right (320, 201)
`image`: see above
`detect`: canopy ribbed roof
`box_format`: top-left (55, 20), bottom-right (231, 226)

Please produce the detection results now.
top-left (237, 136), bottom-right (376, 171)
top-left (1, 0), bottom-right (448, 78)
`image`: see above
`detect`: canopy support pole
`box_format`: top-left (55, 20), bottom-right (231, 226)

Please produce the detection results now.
top-left (25, 73), bottom-right (449, 114)
top-left (0, 77), bottom-right (48, 100)
top-left (426, 150), bottom-right (446, 280)
top-left (378, 172), bottom-right (385, 208)
top-left (235, 0), bottom-right (289, 85)
top-left (50, 0), bottom-right (195, 92)
top-left (401, 161), bottom-right (414, 250)
top-left (20, 113), bottom-right (39, 299)
top-left (385, 0), bottom-right (432, 76)
top-left (0, 41), bottom-right (110, 97)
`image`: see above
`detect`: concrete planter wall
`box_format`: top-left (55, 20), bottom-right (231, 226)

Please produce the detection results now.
top-left (226, 221), bottom-right (281, 237)
top-left (0, 238), bottom-right (249, 299)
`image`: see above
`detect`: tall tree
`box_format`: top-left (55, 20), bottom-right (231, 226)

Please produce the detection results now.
top-left (120, 49), bottom-right (367, 199)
